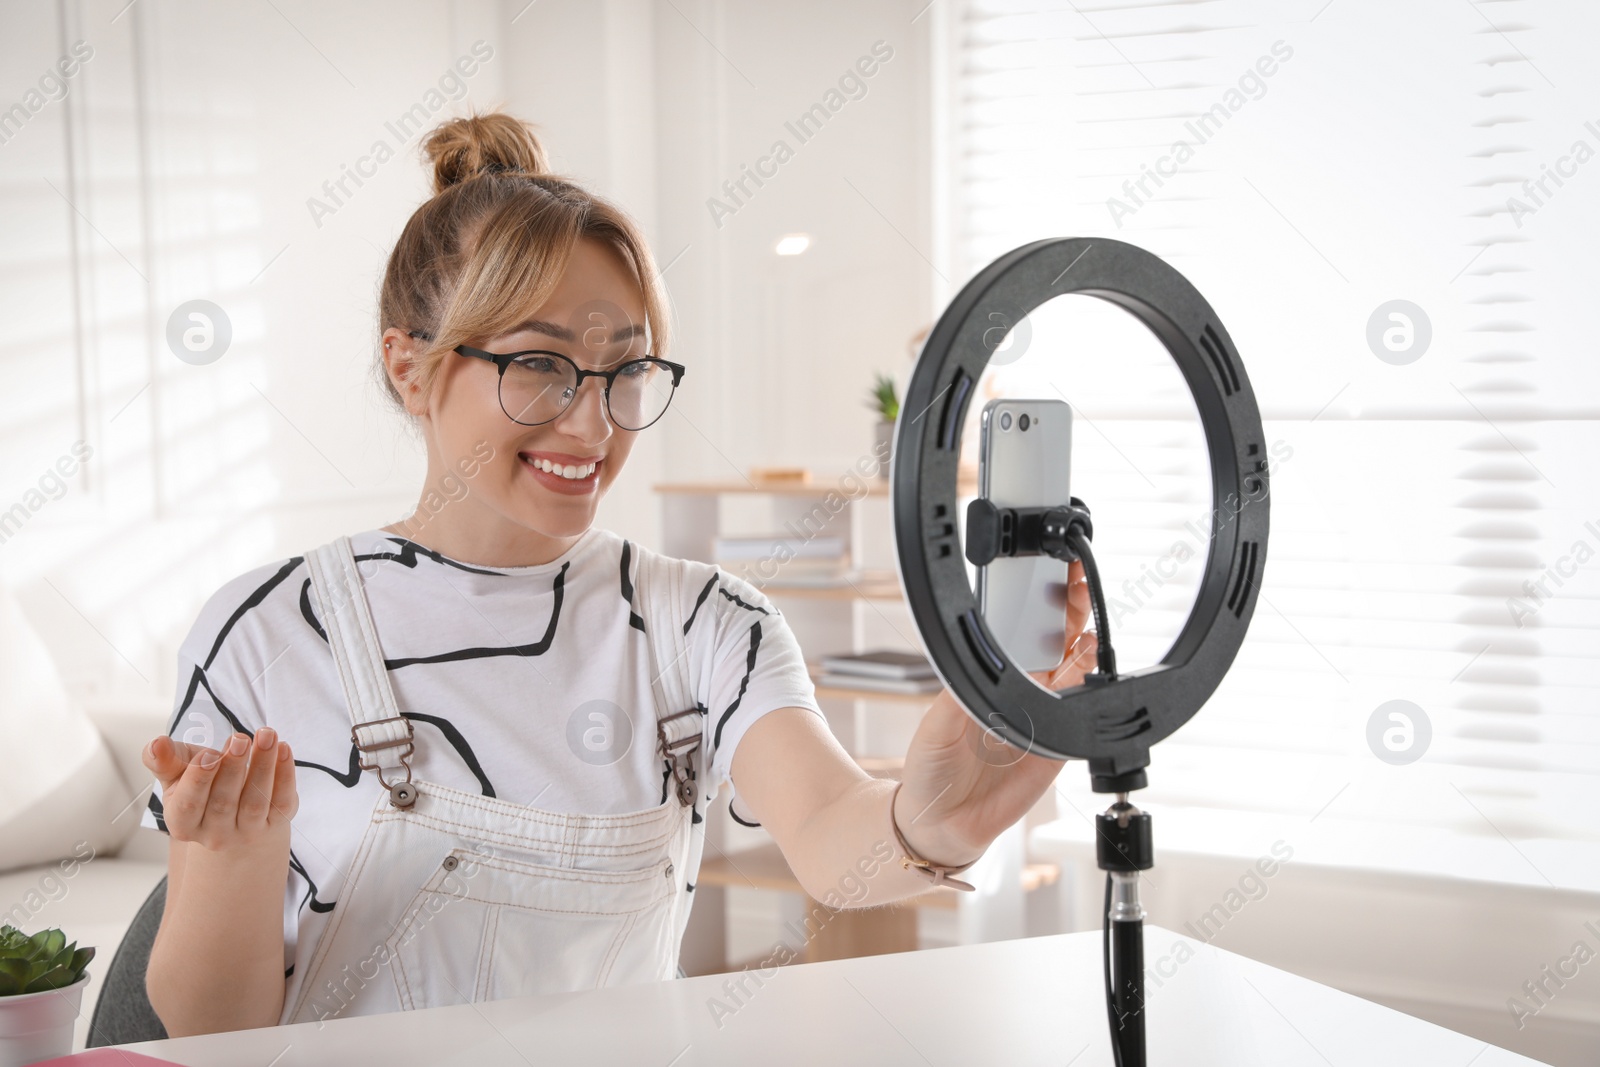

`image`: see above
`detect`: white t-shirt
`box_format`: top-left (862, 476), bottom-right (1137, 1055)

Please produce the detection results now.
top-left (140, 524), bottom-right (824, 978)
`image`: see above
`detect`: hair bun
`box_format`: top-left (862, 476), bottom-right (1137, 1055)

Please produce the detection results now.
top-left (422, 111), bottom-right (551, 195)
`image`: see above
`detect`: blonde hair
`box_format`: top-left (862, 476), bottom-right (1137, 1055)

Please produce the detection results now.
top-left (375, 109), bottom-right (671, 415)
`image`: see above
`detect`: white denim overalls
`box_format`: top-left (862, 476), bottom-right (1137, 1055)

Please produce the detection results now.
top-left (277, 533), bottom-right (708, 1026)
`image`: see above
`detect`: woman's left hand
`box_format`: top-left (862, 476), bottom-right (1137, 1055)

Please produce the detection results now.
top-left (894, 556), bottom-right (1097, 867)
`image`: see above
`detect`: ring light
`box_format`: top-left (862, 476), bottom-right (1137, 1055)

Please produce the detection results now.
top-left (890, 235), bottom-right (1269, 789)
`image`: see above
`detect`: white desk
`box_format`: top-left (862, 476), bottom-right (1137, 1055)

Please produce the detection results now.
top-left (113, 926), bottom-right (1547, 1066)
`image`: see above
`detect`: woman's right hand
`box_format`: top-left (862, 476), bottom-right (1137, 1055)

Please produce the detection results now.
top-left (141, 728), bottom-right (298, 853)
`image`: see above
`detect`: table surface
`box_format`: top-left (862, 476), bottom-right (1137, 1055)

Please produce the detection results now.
top-left (114, 925), bottom-right (1548, 1067)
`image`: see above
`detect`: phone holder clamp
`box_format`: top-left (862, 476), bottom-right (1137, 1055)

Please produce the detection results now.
top-left (965, 494), bottom-right (1118, 684)
top-left (963, 496), bottom-right (1094, 567)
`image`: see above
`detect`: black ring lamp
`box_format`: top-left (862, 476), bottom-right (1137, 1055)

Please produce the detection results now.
top-left (892, 235), bottom-right (1267, 782)
top-left (889, 236), bottom-right (1269, 1067)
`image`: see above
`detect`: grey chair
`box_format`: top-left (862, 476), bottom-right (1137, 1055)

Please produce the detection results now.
top-left (86, 875), bottom-right (169, 1047)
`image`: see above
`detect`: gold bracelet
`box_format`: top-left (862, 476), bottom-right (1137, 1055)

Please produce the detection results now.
top-left (889, 780), bottom-right (978, 892)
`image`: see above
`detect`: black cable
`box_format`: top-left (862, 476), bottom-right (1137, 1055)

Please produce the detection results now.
top-left (1059, 516), bottom-right (1119, 1062)
top-left (1044, 513), bottom-right (1134, 1062)
top-left (1065, 528), bottom-right (1117, 679)
top-left (1102, 872), bottom-right (1124, 1067)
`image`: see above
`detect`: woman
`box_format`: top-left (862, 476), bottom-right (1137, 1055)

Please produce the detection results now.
top-left (137, 110), bottom-right (1097, 1036)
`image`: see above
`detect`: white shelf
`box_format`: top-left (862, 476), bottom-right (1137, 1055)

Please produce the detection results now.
top-left (653, 470), bottom-right (1032, 970)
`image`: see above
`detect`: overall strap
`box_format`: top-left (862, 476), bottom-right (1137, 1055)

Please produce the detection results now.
top-left (635, 542), bottom-right (702, 807)
top-left (304, 535), bottom-right (418, 806)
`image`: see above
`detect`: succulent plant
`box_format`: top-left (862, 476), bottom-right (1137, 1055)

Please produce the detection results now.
top-left (867, 372), bottom-right (899, 422)
top-left (0, 924), bottom-right (94, 996)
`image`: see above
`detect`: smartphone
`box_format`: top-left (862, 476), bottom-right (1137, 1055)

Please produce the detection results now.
top-left (975, 398), bottom-right (1073, 673)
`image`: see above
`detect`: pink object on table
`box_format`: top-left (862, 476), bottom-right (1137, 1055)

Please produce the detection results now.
top-left (28, 1050), bottom-right (191, 1066)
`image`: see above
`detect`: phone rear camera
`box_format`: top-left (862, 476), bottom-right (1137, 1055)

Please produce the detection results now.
top-left (1018, 413), bottom-right (1031, 431)
top-left (999, 412), bottom-right (1012, 431)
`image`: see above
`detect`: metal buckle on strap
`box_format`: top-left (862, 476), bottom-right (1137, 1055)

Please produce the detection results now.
top-left (657, 708), bottom-right (700, 808)
top-left (352, 715), bottom-right (417, 808)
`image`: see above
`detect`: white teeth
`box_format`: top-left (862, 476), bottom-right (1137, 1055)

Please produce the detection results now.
top-left (527, 456), bottom-right (596, 479)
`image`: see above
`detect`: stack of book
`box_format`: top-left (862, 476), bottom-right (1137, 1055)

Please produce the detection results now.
top-left (713, 533), bottom-right (849, 587)
top-left (814, 648), bottom-right (943, 694)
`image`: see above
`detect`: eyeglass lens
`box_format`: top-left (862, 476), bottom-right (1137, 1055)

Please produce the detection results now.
top-left (500, 355), bottom-right (675, 430)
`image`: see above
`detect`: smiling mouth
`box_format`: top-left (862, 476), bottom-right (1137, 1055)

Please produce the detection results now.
top-left (519, 453), bottom-right (601, 481)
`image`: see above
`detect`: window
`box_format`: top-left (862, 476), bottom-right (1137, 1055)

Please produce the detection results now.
top-left (943, 0), bottom-right (1598, 885)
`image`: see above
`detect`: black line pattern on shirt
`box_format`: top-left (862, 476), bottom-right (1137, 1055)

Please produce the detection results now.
top-left (619, 539), bottom-right (646, 633)
top-left (164, 665), bottom-right (255, 739)
top-left (200, 557), bottom-right (305, 670)
top-left (299, 578), bottom-right (326, 641)
top-left (404, 711), bottom-right (497, 795)
top-left (687, 820), bottom-right (711, 894)
top-left (713, 621), bottom-right (762, 751)
top-left (379, 562), bottom-right (571, 667)
top-left (683, 574), bottom-right (717, 635)
top-left (373, 537), bottom-right (517, 576)
top-left (718, 583), bottom-right (772, 615)
top-left (689, 703), bottom-right (708, 825)
top-left (294, 747), bottom-right (363, 788)
top-left (288, 850), bottom-right (337, 913)
top-left (728, 803), bottom-right (762, 829)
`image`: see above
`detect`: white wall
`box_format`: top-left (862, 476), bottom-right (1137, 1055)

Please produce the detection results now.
top-left (650, 0), bottom-right (934, 483)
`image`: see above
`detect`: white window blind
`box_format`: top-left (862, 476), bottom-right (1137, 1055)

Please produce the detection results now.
top-left (945, 0), bottom-right (1600, 884)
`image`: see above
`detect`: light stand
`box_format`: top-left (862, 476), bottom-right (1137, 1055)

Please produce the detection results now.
top-left (1100, 793), bottom-right (1153, 1065)
top-left (890, 237), bottom-right (1269, 1067)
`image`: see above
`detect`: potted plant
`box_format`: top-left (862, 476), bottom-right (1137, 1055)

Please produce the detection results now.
top-left (866, 372), bottom-right (899, 480)
top-left (0, 924), bottom-right (95, 1066)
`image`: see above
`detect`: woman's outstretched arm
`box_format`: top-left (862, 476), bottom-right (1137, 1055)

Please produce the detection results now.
top-left (142, 730), bottom-right (297, 1036)
top-left (733, 558), bottom-right (1096, 910)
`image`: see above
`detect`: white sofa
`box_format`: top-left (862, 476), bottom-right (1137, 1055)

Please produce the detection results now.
top-left (0, 578), bottom-right (170, 1052)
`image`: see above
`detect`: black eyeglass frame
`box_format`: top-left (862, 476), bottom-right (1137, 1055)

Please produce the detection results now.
top-left (406, 330), bottom-right (686, 430)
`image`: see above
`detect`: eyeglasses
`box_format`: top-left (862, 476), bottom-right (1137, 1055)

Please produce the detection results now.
top-left (407, 331), bottom-right (686, 431)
